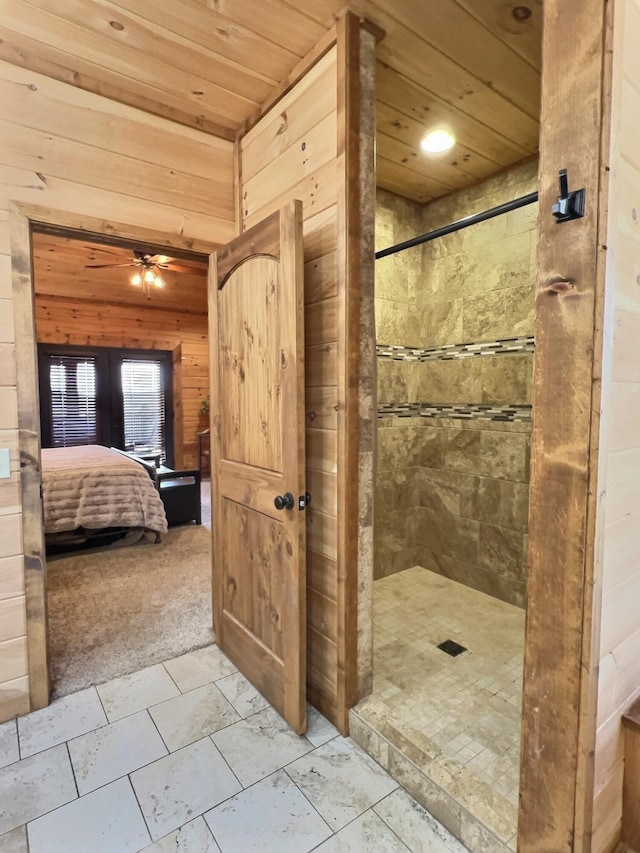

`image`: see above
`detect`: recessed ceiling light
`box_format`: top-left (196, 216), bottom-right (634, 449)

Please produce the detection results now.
top-left (420, 129), bottom-right (456, 154)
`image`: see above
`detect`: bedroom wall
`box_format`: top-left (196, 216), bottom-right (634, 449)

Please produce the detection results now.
top-left (0, 58), bottom-right (235, 722)
top-left (34, 298), bottom-right (208, 469)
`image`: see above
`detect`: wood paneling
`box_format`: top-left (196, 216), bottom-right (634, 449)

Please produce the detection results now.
top-left (591, 1), bottom-right (640, 849)
top-left (35, 295), bottom-right (208, 470)
top-left (0, 0), bottom-right (541, 203)
top-left (237, 19), bottom-right (373, 732)
top-left (0, 52), bottom-right (229, 721)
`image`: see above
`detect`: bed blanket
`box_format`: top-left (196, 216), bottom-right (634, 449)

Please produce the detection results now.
top-left (42, 445), bottom-right (168, 535)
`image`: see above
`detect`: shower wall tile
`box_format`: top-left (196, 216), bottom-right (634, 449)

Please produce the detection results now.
top-left (374, 162), bottom-right (536, 604)
top-left (462, 285), bottom-right (535, 343)
top-left (377, 360), bottom-right (408, 405)
top-left (460, 478), bottom-right (529, 533)
top-left (419, 299), bottom-right (464, 348)
top-left (375, 299), bottom-right (421, 347)
top-left (505, 198), bottom-right (539, 237)
top-left (417, 360), bottom-right (482, 406)
top-left (413, 468), bottom-right (470, 516)
top-left (374, 418), bottom-right (530, 606)
top-left (420, 550), bottom-right (526, 609)
top-left (479, 355), bottom-right (532, 407)
top-left (378, 423), bottom-right (426, 471)
top-left (503, 283), bottom-right (536, 337)
top-left (478, 524), bottom-right (525, 578)
top-left (379, 355), bottom-right (533, 410)
top-left (375, 467), bottom-right (420, 511)
top-left (419, 231), bottom-right (533, 308)
top-left (376, 255), bottom-right (413, 303)
top-left (460, 419), bottom-right (532, 435)
top-left (375, 507), bottom-right (411, 554)
top-left (414, 426), bottom-right (446, 469)
top-left (477, 431), bottom-right (530, 484)
top-left (416, 507), bottom-right (479, 566)
top-left (374, 545), bottom-right (423, 581)
top-left (440, 429), bottom-right (483, 475)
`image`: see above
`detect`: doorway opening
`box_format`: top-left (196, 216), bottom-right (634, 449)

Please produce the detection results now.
top-left (352, 6), bottom-right (542, 845)
top-left (27, 223), bottom-right (213, 700)
top-left (353, 157), bottom-right (537, 851)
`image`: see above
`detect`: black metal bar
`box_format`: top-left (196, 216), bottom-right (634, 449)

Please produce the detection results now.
top-left (375, 191), bottom-right (539, 260)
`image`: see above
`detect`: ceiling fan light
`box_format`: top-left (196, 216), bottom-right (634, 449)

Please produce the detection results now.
top-left (154, 275), bottom-right (165, 288)
top-left (144, 268), bottom-right (156, 284)
top-left (420, 128), bottom-right (456, 154)
top-left (131, 272), bottom-right (142, 286)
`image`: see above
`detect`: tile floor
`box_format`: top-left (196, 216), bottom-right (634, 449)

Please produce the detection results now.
top-left (353, 567), bottom-right (525, 848)
top-left (0, 643), bottom-right (471, 852)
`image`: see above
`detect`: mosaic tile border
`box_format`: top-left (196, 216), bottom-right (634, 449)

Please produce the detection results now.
top-left (378, 403), bottom-right (532, 423)
top-left (376, 335), bottom-right (534, 362)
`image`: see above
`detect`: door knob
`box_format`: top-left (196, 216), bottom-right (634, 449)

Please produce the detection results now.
top-left (274, 492), bottom-right (295, 511)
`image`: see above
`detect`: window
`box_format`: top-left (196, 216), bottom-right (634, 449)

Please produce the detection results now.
top-left (39, 345), bottom-right (174, 465)
top-left (121, 358), bottom-right (165, 458)
top-left (48, 354), bottom-right (98, 447)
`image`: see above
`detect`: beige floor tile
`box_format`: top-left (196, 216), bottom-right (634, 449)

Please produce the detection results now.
top-left (149, 683), bottom-right (239, 751)
top-left (286, 737), bottom-right (398, 831)
top-left (163, 646), bottom-right (237, 693)
top-left (0, 745), bottom-right (76, 835)
top-left (130, 736), bottom-right (241, 841)
top-left (18, 689), bottom-right (107, 758)
top-left (97, 664), bottom-right (180, 722)
top-left (204, 769), bottom-right (331, 853)
top-left (211, 706), bottom-right (313, 787)
top-left (68, 710), bottom-right (167, 795)
top-left (27, 777), bottom-right (149, 853)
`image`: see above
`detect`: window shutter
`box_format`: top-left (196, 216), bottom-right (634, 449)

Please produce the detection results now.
top-left (48, 355), bottom-right (98, 447)
top-left (121, 359), bottom-right (166, 461)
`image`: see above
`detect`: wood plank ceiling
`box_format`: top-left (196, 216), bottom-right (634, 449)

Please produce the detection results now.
top-left (0, 0), bottom-right (542, 204)
top-left (32, 233), bottom-right (208, 314)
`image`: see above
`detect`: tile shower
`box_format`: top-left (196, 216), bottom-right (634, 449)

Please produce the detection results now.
top-left (352, 161), bottom-right (537, 851)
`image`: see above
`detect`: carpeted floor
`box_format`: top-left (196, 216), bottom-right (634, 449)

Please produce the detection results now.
top-left (47, 522), bottom-right (214, 699)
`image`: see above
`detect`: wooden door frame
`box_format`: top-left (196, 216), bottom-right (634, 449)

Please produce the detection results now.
top-left (9, 200), bottom-right (216, 712)
top-left (353, 0), bottom-right (615, 847)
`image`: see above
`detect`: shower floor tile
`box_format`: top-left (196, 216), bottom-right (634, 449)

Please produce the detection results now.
top-left (352, 566), bottom-right (525, 850)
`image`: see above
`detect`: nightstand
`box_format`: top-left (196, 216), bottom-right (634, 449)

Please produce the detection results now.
top-left (157, 467), bottom-right (201, 526)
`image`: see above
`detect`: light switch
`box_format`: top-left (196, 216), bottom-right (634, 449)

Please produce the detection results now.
top-left (0, 448), bottom-right (10, 479)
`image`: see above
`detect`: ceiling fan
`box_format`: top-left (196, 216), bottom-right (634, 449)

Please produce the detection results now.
top-left (85, 250), bottom-right (206, 294)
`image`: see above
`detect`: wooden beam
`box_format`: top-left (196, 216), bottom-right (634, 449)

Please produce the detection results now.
top-left (517, 0), bottom-right (612, 849)
top-left (335, 10), bottom-right (366, 730)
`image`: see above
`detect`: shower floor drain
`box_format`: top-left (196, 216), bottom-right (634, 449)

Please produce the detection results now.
top-left (437, 639), bottom-right (467, 657)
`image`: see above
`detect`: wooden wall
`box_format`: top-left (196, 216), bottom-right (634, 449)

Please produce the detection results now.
top-left (237, 17), bottom-right (375, 732)
top-left (0, 58), bottom-right (234, 722)
top-left (34, 298), bottom-right (208, 470)
top-left (592, 1), bottom-right (640, 848)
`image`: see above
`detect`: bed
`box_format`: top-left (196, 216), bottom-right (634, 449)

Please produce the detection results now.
top-left (41, 445), bottom-right (168, 548)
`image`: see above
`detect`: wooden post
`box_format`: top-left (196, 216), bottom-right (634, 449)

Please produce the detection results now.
top-left (518, 0), bottom-right (613, 848)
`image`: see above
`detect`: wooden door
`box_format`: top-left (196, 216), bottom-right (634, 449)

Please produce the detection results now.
top-left (209, 200), bottom-right (307, 733)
